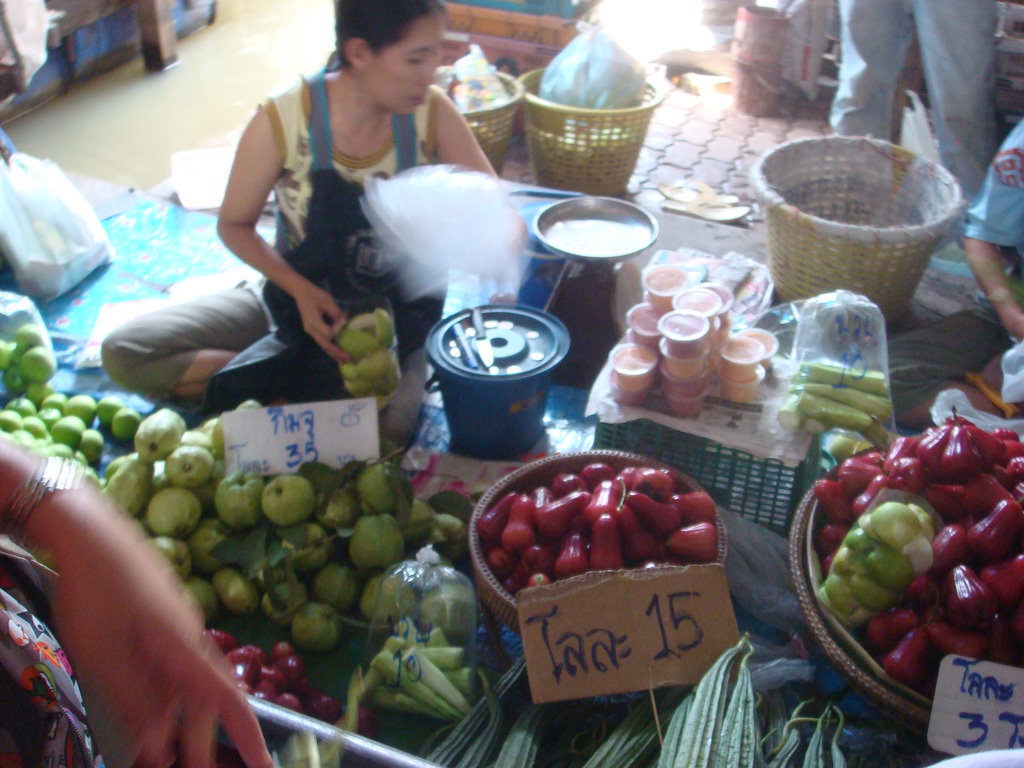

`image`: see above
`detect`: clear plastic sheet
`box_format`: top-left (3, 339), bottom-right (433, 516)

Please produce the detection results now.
top-left (362, 166), bottom-right (523, 302)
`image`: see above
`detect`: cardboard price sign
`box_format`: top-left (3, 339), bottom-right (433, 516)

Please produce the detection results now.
top-left (516, 564), bottom-right (739, 703)
top-left (221, 399), bottom-right (379, 476)
top-left (928, 655), bottom-right (1024, 756)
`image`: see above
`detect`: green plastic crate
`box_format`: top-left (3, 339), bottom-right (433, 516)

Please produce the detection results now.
top-left (594, 419), bottom-right (821, 536)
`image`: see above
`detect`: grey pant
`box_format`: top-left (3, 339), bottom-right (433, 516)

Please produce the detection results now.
top-left (100, 287), bottom-right (269, 399)
top-left (889, 309), bottom-right (1010, 414)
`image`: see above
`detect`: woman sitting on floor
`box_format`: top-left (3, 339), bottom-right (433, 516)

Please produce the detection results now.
top-left (101, 0), bottom-right (494, 413)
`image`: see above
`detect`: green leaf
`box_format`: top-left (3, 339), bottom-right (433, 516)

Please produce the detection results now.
top-left (283, 560), bottom-right (305, 609)
top-left (386, 463), bottom-right (415, 525)
top-left (266, 539), bottom-right (289, 568)
top-left (212, 525), bottom-right (268, 578)
top-left (428, 491), bottom-right (473, 523)
top-left (298, 461), bottom-right (345, 495)
top-left (279, 525), bottom-right (311, 548)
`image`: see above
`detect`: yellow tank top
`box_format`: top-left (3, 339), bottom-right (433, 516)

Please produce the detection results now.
top-left (263, 75), bottom-right (441, 249)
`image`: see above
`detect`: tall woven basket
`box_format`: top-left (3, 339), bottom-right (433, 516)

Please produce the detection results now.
top-left (438, 67), bottom-right (524, 173)
top-left (518, 69), bottom-right (665, 196)
top-left (750, 137), bottom-right (964, 322)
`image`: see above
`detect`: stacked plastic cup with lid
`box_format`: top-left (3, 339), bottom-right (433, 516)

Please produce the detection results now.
top-left (641, 264), bottom-right (690, 315)
top-left (608, 343), bottom-right (659, 406)
top-left (656, 309), bottom-right (713, 416)
top-left (616, 270), bottom-right (780, 413)
top-left (701, 283), bottom-right (736, 345)
top-left (718, 335), bottom-right (766, 403)
top-left (734, 327), bottom-right (779, 375)
top-left (672, 287), bottom-right (726, 355)
top-left (625, 302), bottom-right (662, 351)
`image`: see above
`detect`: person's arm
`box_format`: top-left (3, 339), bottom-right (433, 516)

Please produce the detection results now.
top-left (432, 90), bottom-right (497, 175)
top-left (964, 235), bottom-right (1024, 342)
top-left (217, 107), bottom-right (348, 360)
top-left (0, 442), bottom-right (273, 768)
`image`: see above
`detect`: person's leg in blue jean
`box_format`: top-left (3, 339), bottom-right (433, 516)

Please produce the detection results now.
top-left (913, 0), bottom-right (998, 202)
top-left (831, 0), bottom-right (914, 139)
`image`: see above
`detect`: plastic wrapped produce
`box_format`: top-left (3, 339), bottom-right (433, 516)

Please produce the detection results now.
top-left (346, 547), bottom-right (478, 724)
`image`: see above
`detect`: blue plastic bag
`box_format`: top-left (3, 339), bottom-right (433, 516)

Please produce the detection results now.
top-left (539, 23), bottom-right (646, 110)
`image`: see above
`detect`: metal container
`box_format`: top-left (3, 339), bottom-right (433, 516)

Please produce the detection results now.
top-left (425, 305), bottom-right (569, 458)
top-left (532, 196), bottom-right (658, 261)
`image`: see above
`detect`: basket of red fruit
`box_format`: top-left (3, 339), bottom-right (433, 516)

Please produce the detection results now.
top-left (790, 415), bottom-right (1024, 728)
top-left (470, 449), bottom-right (728, 630)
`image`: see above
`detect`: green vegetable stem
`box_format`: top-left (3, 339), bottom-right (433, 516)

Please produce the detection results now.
top-left (780, 361), bottom-right (894, 446)
top-left (344, 619), bottom-right (476, 726)
top-left (795, 361), bottom-right (890, 397)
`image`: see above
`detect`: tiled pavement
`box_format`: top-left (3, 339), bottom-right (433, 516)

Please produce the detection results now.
top-left (496, 78), bottom-right (834, 237)
top-left (495, 79), bottom-right (985, 333)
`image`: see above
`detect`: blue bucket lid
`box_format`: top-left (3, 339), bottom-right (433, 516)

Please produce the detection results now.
top-left (427, 305), bottom-right (569, 379)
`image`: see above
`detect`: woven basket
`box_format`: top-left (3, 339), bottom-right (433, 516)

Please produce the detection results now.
top-left (518, 69), bottom-right (666, 196)
top-left (750, 136), bottom-right (965, 322)
top-left (438, 67), bottom-right (525, 173)
top-left (789, 484), bottom-right (931, 729)
top-left (469, 449), bottom-right (729, 631)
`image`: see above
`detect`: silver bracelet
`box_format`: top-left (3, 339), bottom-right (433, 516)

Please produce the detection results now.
top-left (6, 457), bottom-right (87, 543)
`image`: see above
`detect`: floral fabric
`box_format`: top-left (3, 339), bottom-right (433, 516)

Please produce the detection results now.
top-left (0, 550), bottom-right (99, 768)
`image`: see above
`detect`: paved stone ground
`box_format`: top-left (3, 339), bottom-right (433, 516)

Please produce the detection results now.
top-left (497, 79), bottom-right (834, 237)
top-left (494, 79), bottom-right (977, 332)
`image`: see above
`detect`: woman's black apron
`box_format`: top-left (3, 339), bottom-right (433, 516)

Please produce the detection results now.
top-left (205, 70), bottom-right (442, 412)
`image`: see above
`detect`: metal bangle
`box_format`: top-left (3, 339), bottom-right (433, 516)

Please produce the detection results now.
top-left (5, 457), bottom-right (87, 543)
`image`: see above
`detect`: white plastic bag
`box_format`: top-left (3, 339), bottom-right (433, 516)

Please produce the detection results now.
top-left (449, 44), bottom-right (507, 112)
top-left (539, 22), bottom-right (646, 109)
top-left (0, 153), bottom-right (113, 299)
top-left (1002, 338), bottom-right (1024, 402)
top-left (361, 165), bottom-right (523, 300)
top-left (900, 90), bottom-right (941, 165)
top-left (786, 290), bottom-right (894, 442)
top-left (779, 0), bottom-right (834, 101)
top-left (0, 291), bottom-right (49, 349)
top-left (932, 387), bottom-right (1024, 438)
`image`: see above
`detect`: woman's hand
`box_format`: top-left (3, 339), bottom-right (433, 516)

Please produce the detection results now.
top-left (13, 456), bottom-right (273, 768)
top-left (291, 281), bottom-right (352, 362)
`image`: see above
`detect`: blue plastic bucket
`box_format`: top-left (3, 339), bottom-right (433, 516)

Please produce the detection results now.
top-left (426, 305), bottom-right (569, 458)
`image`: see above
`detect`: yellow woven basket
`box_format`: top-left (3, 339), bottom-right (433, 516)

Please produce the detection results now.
top-left (750, 136), bottom-right (965, 322)
top-left (438, 67), bottom-right (525, 173)
top-left (518, 69), bottom-right (665, 196)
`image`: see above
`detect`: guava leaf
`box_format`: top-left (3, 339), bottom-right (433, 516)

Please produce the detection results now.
top-left (283, 560), bottom-right (305, 608)
top-left (386, 463), bottom-right (415, 525)
top-left (298, 461), bottom-right (345, 495)
top-left (212, 526), bottom-right (267, 577)
top-left (337, 459), bottom-right (368, 485)
top-left (265, 539), bottom-right (289, 568)
top-left (266, 562), bottom-right (305, 611)
top-left (427, 490), bottom-right (473, 522)
top-left (278, 525), bottom-right (311, 548)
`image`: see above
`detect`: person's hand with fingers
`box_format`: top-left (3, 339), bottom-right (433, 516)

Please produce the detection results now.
top-left (1, 443), bottom-right (273, 768)
top-left (292, 281), bottom-right (352, 363)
